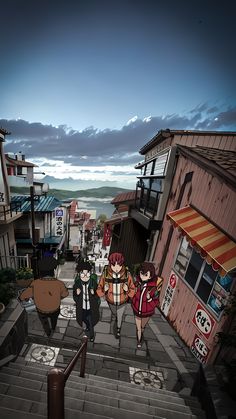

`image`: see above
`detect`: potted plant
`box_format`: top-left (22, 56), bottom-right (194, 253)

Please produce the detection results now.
top-left (16, 266), bottom-right (34, 287)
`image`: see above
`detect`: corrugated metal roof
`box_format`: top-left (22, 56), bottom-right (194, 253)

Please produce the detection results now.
top-left (5, 155), bottom-right (37, 167)
top-left (11, 195), bottom-right (62, 212)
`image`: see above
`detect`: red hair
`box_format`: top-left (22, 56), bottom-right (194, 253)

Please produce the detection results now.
top-left (108, 252), bottom-right (124, 266)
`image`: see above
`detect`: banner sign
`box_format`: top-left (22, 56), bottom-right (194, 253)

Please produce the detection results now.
top-left (55, 208), bottom-right (64, 236)
top-left (102, 223), bottom-right (111, 247)
top-left (192, 302), bottom-right (215, 339)
top-left (191, 334), bottom-right (210, 364)
top-left (161, 271), bottom-right (178, 316)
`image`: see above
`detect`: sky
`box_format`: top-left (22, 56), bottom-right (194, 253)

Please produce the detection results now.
top-left (1, 0), bottom-right (236, 190)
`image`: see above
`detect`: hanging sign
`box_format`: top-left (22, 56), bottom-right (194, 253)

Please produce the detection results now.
top-left (192, 302), bottom-right (215, 339)
top-left (102, 223), bottom-right (111, 247)
top-left (191, 334), bottom-right (210, 364)
top-left (55, 208), bottom-right (64, 236)
top-left (161, 271), bottom-right (178, 316)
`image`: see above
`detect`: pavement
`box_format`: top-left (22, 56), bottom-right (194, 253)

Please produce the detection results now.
top-left (21, 260), bottom-right (201, 395)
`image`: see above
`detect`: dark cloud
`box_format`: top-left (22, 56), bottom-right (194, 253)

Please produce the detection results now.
top-left (1, 105), bottom-right (235, 166)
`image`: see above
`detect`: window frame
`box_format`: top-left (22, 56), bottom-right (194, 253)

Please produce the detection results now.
top-left (172, 236), bottom-right (230, 321)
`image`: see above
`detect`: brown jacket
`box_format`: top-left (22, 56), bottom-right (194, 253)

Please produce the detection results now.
top-left (97, 265), bottom-right (135, 305)
top-left (19, 277), bottom-right (69, 313)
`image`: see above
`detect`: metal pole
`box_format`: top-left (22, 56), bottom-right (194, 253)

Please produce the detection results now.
top-left (47, 368), bottom-right (65, 419)
top-left (30, 186), bottom-right (37, 278)
top-left (80, 335), bottom-right (88, 377)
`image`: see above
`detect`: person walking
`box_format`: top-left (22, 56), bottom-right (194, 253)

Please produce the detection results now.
top-left (131, 261), bottom-right (163, 348)
top-left (97, 252), bottom-right (135, 338)
top-left (19, 257), bottom-right (69, 337)
top-left (73, 260), bottom-right (100, 342)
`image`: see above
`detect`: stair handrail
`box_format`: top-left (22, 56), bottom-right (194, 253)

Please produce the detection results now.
top-left (47, 335), bottom-right (88, 419)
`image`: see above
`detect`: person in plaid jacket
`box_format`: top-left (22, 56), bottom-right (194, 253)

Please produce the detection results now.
top-left (97, 252), bottom-right (135, 338)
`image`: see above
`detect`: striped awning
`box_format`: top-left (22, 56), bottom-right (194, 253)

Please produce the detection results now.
top-left (167, 205), bottom-right (236, 277)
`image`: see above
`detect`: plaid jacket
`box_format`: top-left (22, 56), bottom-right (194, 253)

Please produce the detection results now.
top-left (97, 265), bottom-right (135, 305)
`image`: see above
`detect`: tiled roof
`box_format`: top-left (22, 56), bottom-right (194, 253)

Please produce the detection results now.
top-left (111, 190), bottom-right (136, 205)
top-left (5, 155), bottom-right (37, 167)
top-left (179, 145), bottom-right (236, 178)
top-left (139, 129), bottom-right (236, 154)
top-left (11, 195), bottom-right (62, 212)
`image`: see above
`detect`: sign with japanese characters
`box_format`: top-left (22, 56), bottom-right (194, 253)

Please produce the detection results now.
top-left (161, 271), bottom-right (178, 316)
top-left (191, 334), bottom-right (210, 364)
top-left (55, 208), bottom-right (64, 236)
top-left (192, 302), bottom-right (215, 339)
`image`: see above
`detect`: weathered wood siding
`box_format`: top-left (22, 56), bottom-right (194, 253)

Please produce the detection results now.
top-left (153, 153), bottom-right (236, 363)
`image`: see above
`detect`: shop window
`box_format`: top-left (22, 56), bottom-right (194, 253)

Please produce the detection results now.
top-left (174, 237), bottom-right (217, 306)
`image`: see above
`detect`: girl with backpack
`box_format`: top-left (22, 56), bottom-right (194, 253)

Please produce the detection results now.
top-left (132, 261), bottom-right (163, 348)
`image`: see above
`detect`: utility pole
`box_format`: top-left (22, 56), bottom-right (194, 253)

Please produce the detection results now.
top-left (30, 185), bottom-right (38, 278)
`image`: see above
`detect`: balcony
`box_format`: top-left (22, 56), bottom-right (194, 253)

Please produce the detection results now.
top-left (0, 255), bottom-right (29, 270)
top-left (0, 201), bottom-right (23, 224)
top-left (131, 179), bottom-right (163, 230)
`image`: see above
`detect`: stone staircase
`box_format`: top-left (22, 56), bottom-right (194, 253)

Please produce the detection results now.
top-left (0, 356), bottom-right (206, 419)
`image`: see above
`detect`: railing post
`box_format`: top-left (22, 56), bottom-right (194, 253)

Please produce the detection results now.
top-left (47, 368), bottom-right (65, 419)
top-left (80, 335), bottom-right (88, 377)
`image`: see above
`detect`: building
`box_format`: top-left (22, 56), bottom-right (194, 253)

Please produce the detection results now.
top-left (5, 152), bottom-right (37, 187)
top-left (155, 145), bottom-right (236, 364)
top-left (0, 128), bottom-right (25, 269)
top-left (108, 129), bottom-right (236, 364)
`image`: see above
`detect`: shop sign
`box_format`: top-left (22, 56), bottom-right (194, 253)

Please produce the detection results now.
top-left (192, 302), bottom-right (215, 339)
top-left (55, 208), bottom-right (64, 236)
top-left (191, 334), bottom-right (210, 364)
top-left (161, 271), bottom-right (178, 316)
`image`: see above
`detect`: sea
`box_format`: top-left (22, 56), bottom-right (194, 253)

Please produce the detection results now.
top-left (76, 197), bottom-right (115, 219)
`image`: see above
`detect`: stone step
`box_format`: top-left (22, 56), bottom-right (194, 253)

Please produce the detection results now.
top-left (1, 365), bottom-right (204, 416)
top-left (0, 371), bottom-right (202, 419)
top-left (0, 406), bottom-right (44, 419)
top-left (0, 388), bottom-right (166, 419)
top-left (0, 394), bottom-right (109, 419)
top-left (4, 362), bottom-right (201, 408)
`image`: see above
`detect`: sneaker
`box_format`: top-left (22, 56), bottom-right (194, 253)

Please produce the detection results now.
top-left (90, 336), bottom-right (95, 342)
top-left (137, 341), bottom-right (142, 349)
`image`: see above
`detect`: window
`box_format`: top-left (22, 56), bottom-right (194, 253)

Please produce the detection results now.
top-left (173, 237), bottom-right (219, 307)
top-left (144, 162), bottom-right (153, 176)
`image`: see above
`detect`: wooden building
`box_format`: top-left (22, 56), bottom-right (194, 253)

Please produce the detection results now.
top-left (153, 145), bottom-right (236, 364)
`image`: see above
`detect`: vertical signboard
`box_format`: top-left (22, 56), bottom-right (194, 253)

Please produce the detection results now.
top-left (161, 271), bottom-right (178, 316)
top-left (192, 302), bottom-right (215, 339)
top-left (55, 208), bottom-right (64, 236)
top-left (191, 334), bottom-right (210, 364)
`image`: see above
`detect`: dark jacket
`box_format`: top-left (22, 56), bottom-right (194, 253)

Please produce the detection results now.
top-left (73, 274), bottom-right (100, 327)
top-left (131, 278), bottom-right (159, 318)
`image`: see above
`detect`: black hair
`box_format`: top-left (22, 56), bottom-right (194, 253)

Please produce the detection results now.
top-left (76, 261), bottom-right (92, 273)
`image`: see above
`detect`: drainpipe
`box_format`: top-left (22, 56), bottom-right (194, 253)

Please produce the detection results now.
top-left (158, 171), bottom-right (193, 276)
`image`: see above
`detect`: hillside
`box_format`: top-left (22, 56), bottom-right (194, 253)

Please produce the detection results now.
top-left (10, 186), bottom-right (131, 201)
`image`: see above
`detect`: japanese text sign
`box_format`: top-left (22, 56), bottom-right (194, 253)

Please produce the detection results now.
top-left (55, 208), bottom-right (64, 236)
top-left (192, 302), bottom-right (215, 339)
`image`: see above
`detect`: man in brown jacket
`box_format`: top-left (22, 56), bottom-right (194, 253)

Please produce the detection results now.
top-left (19, 257), bottom-right (69, 337)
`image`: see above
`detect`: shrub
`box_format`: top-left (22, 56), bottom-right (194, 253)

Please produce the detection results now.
top-left (0, 268), bottom-right (16, 284)
top-left (0, 283), bottom-right (15, 306)
top-left (16, 267), bottom-right (33, 280)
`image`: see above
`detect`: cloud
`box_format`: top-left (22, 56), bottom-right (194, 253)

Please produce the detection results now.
top-left (1, 104), bottom-right (235, 170)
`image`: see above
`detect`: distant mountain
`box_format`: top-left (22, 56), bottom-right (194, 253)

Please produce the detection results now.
top-left (39, 175), bottom-right (133, 191)
top-left (10, 186), bottom-right (132, 201)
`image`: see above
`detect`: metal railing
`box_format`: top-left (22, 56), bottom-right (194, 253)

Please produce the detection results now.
top-left (47, 335), bottom-right (88, 419)
top-left (0, 201), bottom-right (22, 221)
top-left (0, 255), bottom-right (29, 270)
